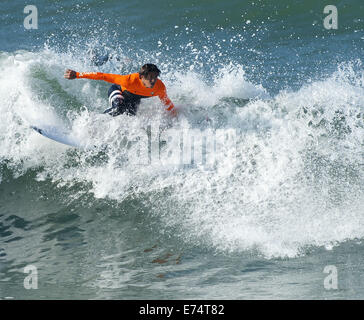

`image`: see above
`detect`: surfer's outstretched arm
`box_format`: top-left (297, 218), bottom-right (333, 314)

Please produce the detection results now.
top-left (64, 69), bottom-right (125, 84)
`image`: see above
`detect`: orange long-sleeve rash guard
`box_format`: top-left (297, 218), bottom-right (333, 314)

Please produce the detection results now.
top-left (76, 72), bottom-right (175, 111)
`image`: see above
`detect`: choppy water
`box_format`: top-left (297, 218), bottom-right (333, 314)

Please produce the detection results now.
top-left (0, 0), bottom-right (363, 299)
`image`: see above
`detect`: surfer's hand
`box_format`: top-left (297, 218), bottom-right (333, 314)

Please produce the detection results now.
top-left (169, 108), bottom-right (178, 118)
top-left (64, 69), bottom-right (77, 80)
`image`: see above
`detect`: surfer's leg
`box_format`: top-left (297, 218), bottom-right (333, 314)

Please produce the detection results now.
top-left (88, 48), bottom-right (110, 66)
top-left (105, 84), bottom-right (138, 116)
top-left (104, 84), bottom-right (125, 116)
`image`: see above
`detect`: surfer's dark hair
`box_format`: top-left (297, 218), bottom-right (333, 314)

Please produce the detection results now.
top-left (139, 64), bottom-right (161, 78)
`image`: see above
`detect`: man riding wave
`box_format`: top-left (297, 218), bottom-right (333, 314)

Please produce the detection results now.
top-left (64, 64), bottom-right (177, 117)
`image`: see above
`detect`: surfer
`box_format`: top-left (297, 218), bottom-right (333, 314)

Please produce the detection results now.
top-left (64, 64), bottom-right (177, 117)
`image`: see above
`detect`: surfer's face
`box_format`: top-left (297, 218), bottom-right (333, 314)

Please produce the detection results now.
top-left (141, 73), bottom-right (158, 88)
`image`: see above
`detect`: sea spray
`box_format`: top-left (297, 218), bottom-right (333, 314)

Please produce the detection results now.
top-left (0, 49), bottom-right (363, 258)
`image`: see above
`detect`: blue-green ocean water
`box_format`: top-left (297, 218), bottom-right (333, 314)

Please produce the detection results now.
top-left (0, 0), bottom-right (363, 299)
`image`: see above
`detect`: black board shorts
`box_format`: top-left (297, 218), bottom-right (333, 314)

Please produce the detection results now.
top-left (105, 84), bottom-right (143, 116)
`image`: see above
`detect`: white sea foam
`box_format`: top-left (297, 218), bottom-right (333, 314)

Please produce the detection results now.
top-left (0, 49), bottom-right (363, 258)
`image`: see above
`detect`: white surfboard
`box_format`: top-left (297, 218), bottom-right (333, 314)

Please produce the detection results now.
top-left (31, 125), bottom-right (84, 149)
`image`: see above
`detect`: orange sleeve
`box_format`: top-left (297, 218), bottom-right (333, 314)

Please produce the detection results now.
top-left (76, 72), bottom-right (128, 85)
top-left (158, 85), bottom-right (175, 111)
